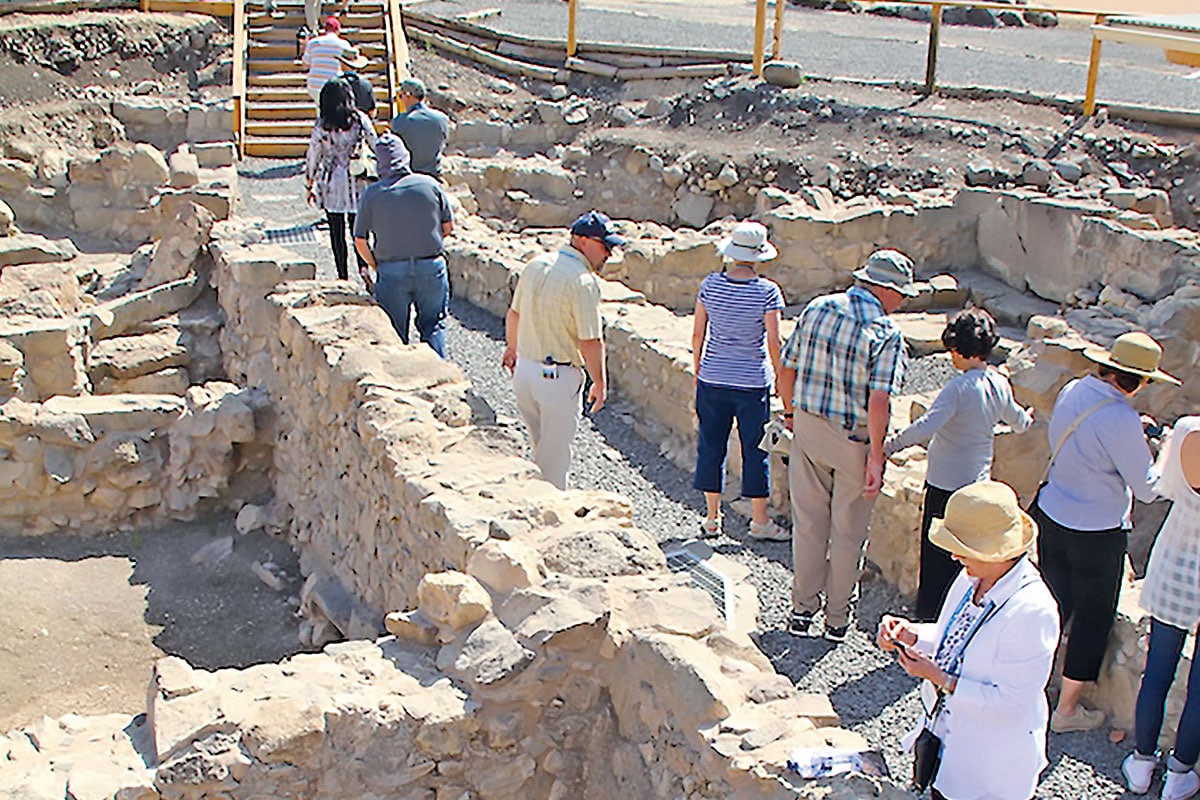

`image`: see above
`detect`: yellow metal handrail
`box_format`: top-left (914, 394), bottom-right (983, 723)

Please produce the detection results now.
top-left (388, 0), bottom-right (411, 119)
top-left (231, 0), bottom-right (246, 158)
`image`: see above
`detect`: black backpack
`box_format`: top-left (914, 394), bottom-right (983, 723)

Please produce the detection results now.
top-left (341, 72), bottom-right (376, 116)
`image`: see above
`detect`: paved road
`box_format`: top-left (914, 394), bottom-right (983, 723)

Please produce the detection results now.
top-left (417, 0), bottom-right (1199, 111)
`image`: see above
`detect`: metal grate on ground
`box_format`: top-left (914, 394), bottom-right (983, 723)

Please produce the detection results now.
top-left (264, 222), bottom-right (320, 245)
top-left (664, 544), bottom-right (734, 626)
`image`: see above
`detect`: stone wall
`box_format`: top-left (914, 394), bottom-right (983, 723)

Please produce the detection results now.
top-left (118, 225), bottom-right (916, 800)
top-left (0, 383), bottom-right (263, 535)
top-left (0, 138), bottom-right (236, 247)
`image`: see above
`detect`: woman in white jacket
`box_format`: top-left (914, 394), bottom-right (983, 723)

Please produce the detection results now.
top-left (878, 481), bottom-right (1061, 800)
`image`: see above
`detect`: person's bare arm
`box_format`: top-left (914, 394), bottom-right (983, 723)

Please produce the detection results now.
top-left (502, 309), bottom-right (519, 373)
top-left (864, 389), bottom-right (890, 499)
top-left (765, 309), bottom-right (783, 392)
top-left (354, 237), bottom-right (375, 270)
top-left (578, 337), bottom-right (606, 413)
top-left (442, 220), bottom-right (454, 237)
top-left (691, 299), bottom-right (707, 382)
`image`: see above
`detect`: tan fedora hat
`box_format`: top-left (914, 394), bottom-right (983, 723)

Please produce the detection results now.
top-left (339, 48), bottom-right (370, 70)
top-left (1083, 331), bottom-right (1180, 386)
top-left (928, 481), bottom-right (1036, 563)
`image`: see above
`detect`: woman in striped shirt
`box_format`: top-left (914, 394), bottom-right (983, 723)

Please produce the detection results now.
top-left (691, 221), bottom-right (786, 541)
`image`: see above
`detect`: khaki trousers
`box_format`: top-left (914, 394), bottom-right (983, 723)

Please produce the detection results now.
top-left (789, 410), bottom-right (877, 628)
top-left (512, 357), bottom-right (583, 490)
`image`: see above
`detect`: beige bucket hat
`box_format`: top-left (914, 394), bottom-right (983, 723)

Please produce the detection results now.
top-left (852, 249), bottom-right (919, 297)
top-left (929, 481), bottom-right (1036, 563)
top-left (1083, 331), bottom-right (1180, 386)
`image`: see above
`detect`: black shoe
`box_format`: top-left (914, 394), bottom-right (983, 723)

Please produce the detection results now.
top-left (824, 624), bottom-right (848, 644)
top-left (789, 611), bottom-right (815, 637)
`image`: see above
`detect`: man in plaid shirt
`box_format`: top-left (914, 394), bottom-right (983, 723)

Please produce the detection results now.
top-left (778, 250), bottom-right (917, 643)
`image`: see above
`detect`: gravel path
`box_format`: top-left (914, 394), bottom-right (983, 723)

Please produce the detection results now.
top-left (239, 157), bottom-right (1137, 800)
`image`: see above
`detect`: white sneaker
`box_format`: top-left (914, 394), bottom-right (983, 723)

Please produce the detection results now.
top-left (1162, 769), bottom-right (1200, 800)
top-left (1123, 753), bottom-right (1157, 795)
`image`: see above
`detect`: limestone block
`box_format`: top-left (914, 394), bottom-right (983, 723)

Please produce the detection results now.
top-left (868, 450), bottom-right (927, 597)
top-left (611, 632), bottom-right (733, 731)
top-left (1007, 334), bottom-right (1093, 415)
top-left (168, 151), bottom-right (201, 189)
top-left (88, 274), bottom-right (206, 339)
top-left (141, 201), bottom-right (215, 289)
top-left (190, 141), bottom-right (236, 169)
top-left (43, 394), bottom-right (185, 434)
top-left (0, 232), bottom-right (78, 267)
top-left (467, 539), bottom-right (543, 593)
top-left (623, 585), bottom-right (719, 638)
top-left (437, 617), bottom-right (535, 687)
top-left (991, 423), bottom-right (1049, 507)
top-left (0, 317), bottom-right (88, 399)
top-left (762, 61), bottom-right (803, 88)
top-left (0, 262), bottom-right (87, 321)
top-left (94, 367), bottom-right (190, 396)
top-left (892, 312), bottom-right (948, 356)
top-left (502, 583), bottom-right (611, 650)
top-left (418, 571), bottom-right (493, 635)
top-left (958, 267), bottom-right (1060, 327)
top-left (89, 329), bottom-right (189, 380)
top-left (385, 609), bottom-right (440, 645)
top-left (541, 526), bottom-right (666, 578)
top-left (128, 143), bottom-right (170, 187)
top-left (0, 340), bottom-right (22, 381)
top-left (673, 190), bottom-right (714, 229)
top-left (0, 197), bottom-right (13, 236)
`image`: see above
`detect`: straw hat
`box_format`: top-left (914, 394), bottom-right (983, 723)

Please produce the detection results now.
top-left (340, 48), bottom-right (370, 70)
top-left (852, 249), bottom-right (918, 297)
top-left (1083, 331), bottom-right (1180, 386)
top-left (717, 221), bottom-right (778, 263)
top-left (928, 481), bottom-right (1036, 563)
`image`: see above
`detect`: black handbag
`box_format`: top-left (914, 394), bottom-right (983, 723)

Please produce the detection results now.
top-left (912, 724), bottom-right (943, 793)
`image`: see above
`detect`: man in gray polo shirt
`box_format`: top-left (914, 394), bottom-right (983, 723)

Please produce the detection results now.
top-left (354, 133), bottom-right (454, 357)
top-left (389, 77), bottom-right (450, 178)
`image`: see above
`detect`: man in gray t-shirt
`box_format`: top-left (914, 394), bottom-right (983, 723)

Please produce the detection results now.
top-left (389, 77), bottom-right (450, 178)
top-left (354, 133), bottom-right (455, 358)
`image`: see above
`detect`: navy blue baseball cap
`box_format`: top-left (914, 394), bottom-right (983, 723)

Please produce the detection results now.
top-left (570, 210), bottom-right (625, 249)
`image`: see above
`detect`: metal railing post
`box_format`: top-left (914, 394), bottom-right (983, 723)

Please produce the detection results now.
top-left (924, 2), bottom-right (942, 94)
top-left (772, 0), bottom-right (784, 60)
top-left (1084, 14), bottom-right (1106, 116)
top-left (753, 0), bottom-right (766, 76)
top-left (568, 0), bottom-right (578, 58)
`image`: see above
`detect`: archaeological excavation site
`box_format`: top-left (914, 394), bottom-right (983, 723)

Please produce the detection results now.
top-left (0, 0), bottom-right (1198, 798)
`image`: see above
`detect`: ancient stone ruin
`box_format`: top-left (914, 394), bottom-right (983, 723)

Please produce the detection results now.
top-left (1, 6), bottom-right (1199, 799)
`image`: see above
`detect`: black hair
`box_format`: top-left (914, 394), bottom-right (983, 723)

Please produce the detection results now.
top-left (1098, 364), bottom-right (1146, 394)
top-left (940, 307), bottom-right (999, 361)
top-left (318, 79), bottom-right (356, 132)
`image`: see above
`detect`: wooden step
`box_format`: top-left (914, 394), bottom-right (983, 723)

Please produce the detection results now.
top-left (246, 58), bottom-right (389, 77)
top-left (246, 117), bottom-right (391, 136)
top-left (248, 13), bottom-right (384, 32)
top-left (249, 26), bottom-right (385, 43)
top-left (246, 101), bottom-right (315, 120)
top-left (248, 67), bottom-right (387, 86)
top-left (248, 85), bottom-right (391, 102)
top-left (244, 136), bottom-right (310, 158)
top-left (249, 41), bottom-right (386, 59)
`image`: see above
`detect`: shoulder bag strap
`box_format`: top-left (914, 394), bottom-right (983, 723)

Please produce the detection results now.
top-left (1035, 397), bottom-right (1119, 489)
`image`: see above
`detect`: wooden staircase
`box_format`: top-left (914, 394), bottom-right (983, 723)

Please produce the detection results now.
top-left (238, 0), bottom-right (401, 157)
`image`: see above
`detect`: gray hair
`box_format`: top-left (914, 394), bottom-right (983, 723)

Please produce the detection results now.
top-left (398, 77), bottom-right (427, 100)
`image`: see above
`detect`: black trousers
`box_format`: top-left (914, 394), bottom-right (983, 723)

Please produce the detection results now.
top-left (326, 210), bottom-right (367, 280)
top-left (1033, 501), bottom-right (1127, 682)
top-left (916, 483), bottom-right (958, 621)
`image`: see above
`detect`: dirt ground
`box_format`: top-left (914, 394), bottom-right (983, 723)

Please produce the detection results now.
top-left (0, 515), bottom-right (306, 733)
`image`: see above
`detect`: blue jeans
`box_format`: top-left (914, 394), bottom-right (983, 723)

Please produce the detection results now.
top-left (374, 256), bottom-right (448, 358)
top-left (1135, 617), bottom-right (1200, 766)
top-left (693, 380), bottom-right (770, 498)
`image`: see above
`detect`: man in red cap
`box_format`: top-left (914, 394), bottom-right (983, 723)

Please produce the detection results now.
top-left (301, 15), bottom-right (359, 102)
